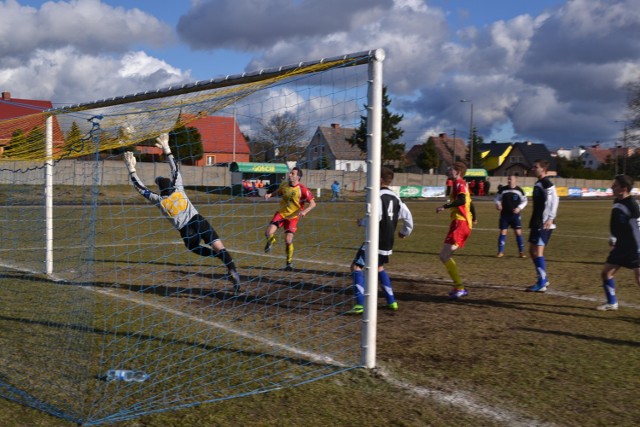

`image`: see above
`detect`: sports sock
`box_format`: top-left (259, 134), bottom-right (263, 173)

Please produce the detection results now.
top-left (285, 243), bottom-right (294, 264)
top-left (352, 270), bottom-right (365, 306)
top-left (215, 249), bottom-right (236, 270)
top-left (378, 270), bottom-right (395, 305)
top-left (603, 278), bottom-right (616, 304)
top-left (444, 258), bottom-right (463, 287)
top-left (516, 235), bottom-right (525, 253)
top-left (533, 256), bottom-right (547, 285)
top-left (498, 234), bottom-right (506, 253)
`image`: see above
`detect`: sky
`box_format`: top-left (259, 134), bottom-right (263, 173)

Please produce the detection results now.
top-left (1, 0), bottom-right (639, 151)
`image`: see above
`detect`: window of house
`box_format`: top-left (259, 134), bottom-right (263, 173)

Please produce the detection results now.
top-left (206, 155), bottom-right (215, 166)
top-left (346, 163), bottom-right (351, 172)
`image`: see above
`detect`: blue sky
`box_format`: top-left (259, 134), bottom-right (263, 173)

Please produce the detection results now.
top-left (2, 0), bottom-right (639, 150)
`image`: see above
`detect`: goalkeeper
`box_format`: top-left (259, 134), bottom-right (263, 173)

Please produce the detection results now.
top-left (123, 133), bottom-right (240, 287)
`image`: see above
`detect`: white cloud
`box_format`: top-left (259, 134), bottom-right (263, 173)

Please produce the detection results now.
top-left (0, 1), bottom-right (190, 103)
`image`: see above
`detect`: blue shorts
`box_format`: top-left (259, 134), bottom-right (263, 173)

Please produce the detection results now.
top-left (528, 228), bottom-right (553, 246)
top-left (499, 214), bottom-right (522, 230)
top-left (353, 245), bottom-right (389, 268)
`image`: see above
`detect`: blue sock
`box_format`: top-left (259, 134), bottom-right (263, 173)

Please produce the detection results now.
top-left (534, 256), bottom-right (547, 285)
top-left (603, 278), bottom-right (616, 304)
top-left (378, 270), bottom-right (394, 305)
top-left (516, 235), bottom-right (525, 253)
top-left (352, 271), bottom-right (365, 306)
top-left (498, 235), bottom-right (506, 253)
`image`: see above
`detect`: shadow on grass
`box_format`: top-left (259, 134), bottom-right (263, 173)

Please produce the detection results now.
top-left (516, 327), bottom-right (640, 347)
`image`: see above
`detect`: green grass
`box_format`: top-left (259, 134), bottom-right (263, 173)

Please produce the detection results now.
top-left (1, 196), bottom-right (639, 426)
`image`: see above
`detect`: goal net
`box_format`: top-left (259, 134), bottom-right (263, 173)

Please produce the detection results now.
top-left (0, 50), bottom-right (383, 425)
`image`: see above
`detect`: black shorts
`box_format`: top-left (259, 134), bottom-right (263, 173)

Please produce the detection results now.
top-left (353, 244), bottom-right (389, 268)
top-left (529, 228), bottom-right (553, 246)
top-left (606, 247), bottom-right (640, 269)
top-left (179, 214), bottom-right (220, 245)
top-left (499, 213), bottom-right (522, 230)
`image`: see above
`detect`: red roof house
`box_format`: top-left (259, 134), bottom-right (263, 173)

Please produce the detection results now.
top-left (181, 114), bottom-right (250, 166)
top-left (0, 91), bottom-right (65, 158)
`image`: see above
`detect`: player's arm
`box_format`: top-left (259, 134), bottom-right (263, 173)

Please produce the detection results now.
top-left (542, 184), bottom-right (559, 228)
top-left (398, 201), bottom-right (414, 238)
top-left (517, 188), bottom-right (528, 211)
top-left (493, 191), bottom-right (503, 211)
top-left (299, 197), bottom-right (316, 217)
top-left (437, 193), bottom-right (466, 212)
top-left (123, 151), bottom-right (160, 202)
top-left (470, 202), bottom-right (477, 223)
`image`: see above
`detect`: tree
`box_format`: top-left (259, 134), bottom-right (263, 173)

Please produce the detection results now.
top-left (63, 121), bottom-right (85, 157)
top-left (415, 136), bottom-right (439, 172)
top-left (169, 122), bottom-right (203, 162)
top-left (627, 80), bottom-right (640, 147)
top-left (466, 128), bottom-right (484, 169)
top-left (258, 112), bottom-right (307, 162)
top-left (5, 127), bottom-right (45, 159)
top-left (347, 86), bottom-right (405, 166)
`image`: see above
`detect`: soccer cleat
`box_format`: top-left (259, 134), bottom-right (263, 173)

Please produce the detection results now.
top-left (448, 288), bottom-right (469, 299)
top-left (264, 235), bottom-right (276, 253)
top-left (496, 252), bottom-right (504, 258)
top-left (525, 283), bottom-right (548, 292)
top-left (386, 301), bottom-right (398, 311)
top-left (284, 262), bottom-right (293, 271)
top-left (346, 304), bottom-right (364, 315)
top-left (596, 303), bottom-right (618, 311)
top-left (519, 252), bottom-right (527, 258)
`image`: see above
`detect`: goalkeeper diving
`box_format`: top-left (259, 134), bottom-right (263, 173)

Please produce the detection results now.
top-left (123, 133), bottom-right (241, 288)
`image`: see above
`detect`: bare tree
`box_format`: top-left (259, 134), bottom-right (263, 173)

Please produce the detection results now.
top-left (257, 112), bottom-right (307, 162)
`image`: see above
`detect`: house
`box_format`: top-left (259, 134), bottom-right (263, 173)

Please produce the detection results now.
top-left (556, 147), bottom-right (585, 161)
top-left (303, 123), bottom-right (366, 171)
top-left (477, 141), bottom-right (513, 172)
top-left (0, 91), bottom-right (65, 157)
top-left (580, 145), bottom-right (634, 170)
top-left (490, 141), bottom-right (555, 176)
top-left (580, 146), bottom-right (612, 170)
top-left (180, 114), bottom-right (250, 166)
top-left (404, 133), bottom-right (467, 174)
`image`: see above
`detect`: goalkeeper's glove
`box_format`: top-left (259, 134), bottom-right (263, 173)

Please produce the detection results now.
top-left (123, 151), bottom-right (136, 174)
top-left (155, 133), bottom-right (171, 155)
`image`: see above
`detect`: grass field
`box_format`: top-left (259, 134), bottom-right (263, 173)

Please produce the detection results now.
top-left (1, 193), bottom-right (639, 427)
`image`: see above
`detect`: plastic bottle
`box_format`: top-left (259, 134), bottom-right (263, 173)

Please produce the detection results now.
top-left (105, 369), bottom-right (149, 383)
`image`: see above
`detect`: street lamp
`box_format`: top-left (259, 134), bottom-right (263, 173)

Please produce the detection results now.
top-left (460, 99), bottom-right (474, 167)
top-left (615, 120), bottom-right (628, 175)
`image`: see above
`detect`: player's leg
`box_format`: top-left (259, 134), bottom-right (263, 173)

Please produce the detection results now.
top-left (347, 247), bottom-right (366, 314)
top-left (526, 228), bottom-right (552, 292)
top-left (264, 218), bottom-right (279, 253)
top-left (497, 216), bottom-right (508, 257)
top-left (513, 215), bottom-right (525, 257)
top-left (377, 257), bottom-right (397, 310)
top-left (597, 263), bottom-right (620, 310)
top-left (283, 218), bottom-right (298, 270)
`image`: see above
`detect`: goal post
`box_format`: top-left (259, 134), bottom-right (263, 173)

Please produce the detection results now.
top-left (0, 48), bottom-right (385, 425)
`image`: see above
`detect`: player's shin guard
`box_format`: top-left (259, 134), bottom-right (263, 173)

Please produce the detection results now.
top-left (215, 249), bottom-right (236, 271)
top-left (444, 259), bottom-right (463, 288)
top-left (498, 234), bottom-right (506, 253)
top-left (285, 243), bottom-right (294, 264)
top-left (378, 270), bottom-right (394, 305)
top-left (603, 278), bottom-right (617, 304)
top-left (352, 271), bottom-right (365, 306)
top-left (533, 256), bottom-right (547, 285)
top-left (516, 235), bottom-right (525, 253)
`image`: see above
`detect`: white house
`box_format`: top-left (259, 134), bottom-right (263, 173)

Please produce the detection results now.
top-left (303, 124), bottom-right (367, 172)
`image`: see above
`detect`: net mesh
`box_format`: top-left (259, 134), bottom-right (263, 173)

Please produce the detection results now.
top-left (0, 52), bottom-right (375, 425)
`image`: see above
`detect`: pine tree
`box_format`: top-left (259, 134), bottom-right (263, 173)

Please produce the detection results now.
top-left (347, 86), bottom-right (405, 167)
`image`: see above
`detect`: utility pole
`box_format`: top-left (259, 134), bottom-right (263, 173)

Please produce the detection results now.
top-left (615, 120), bottom-right (628, 175)
top-left (460, 99), bottom-right (473, 167)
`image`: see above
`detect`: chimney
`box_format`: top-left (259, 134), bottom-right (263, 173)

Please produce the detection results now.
top-left (330, 123), bottom-right (340, 128)
top-left (1, 92), bottom-right (10, 100)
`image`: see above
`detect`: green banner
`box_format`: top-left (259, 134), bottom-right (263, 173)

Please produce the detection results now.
top-left (230, 162), bottom-right (289, 174)
top-left (398, 185), bottom-right (423, 198)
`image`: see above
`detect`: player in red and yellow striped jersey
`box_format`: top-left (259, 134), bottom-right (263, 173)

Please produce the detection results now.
top-left (263, 167), bottom-right (316, 270)
top-left (436, 162), bottom-right (476, 299)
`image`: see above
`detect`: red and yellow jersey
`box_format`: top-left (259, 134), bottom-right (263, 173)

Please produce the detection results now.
top-left (276, 180), bottom-right (314, 219)
top-left (450, 177), bottom-right (473, 229)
